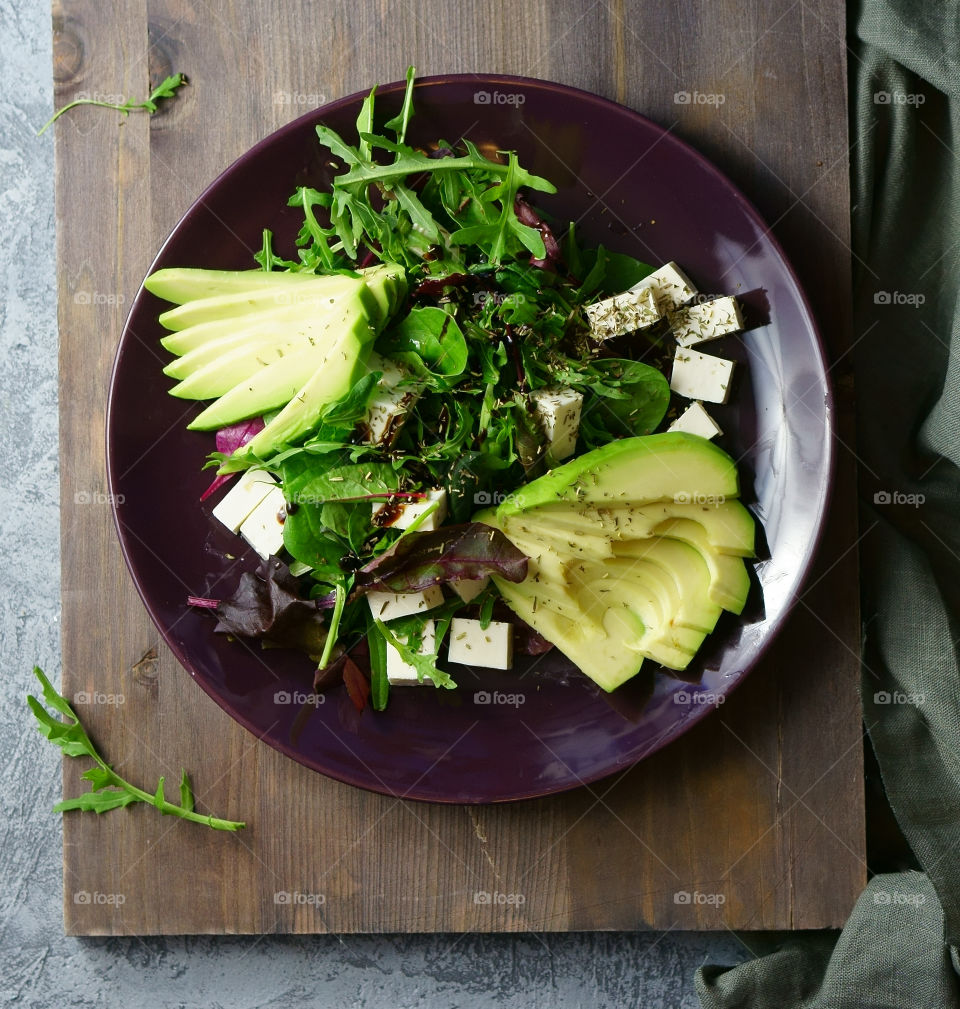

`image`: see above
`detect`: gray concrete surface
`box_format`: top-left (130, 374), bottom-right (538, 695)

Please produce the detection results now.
top-left (0, 5), bottom-right (753, 1005)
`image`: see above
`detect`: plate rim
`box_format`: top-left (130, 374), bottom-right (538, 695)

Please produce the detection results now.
top-left (106, 72), bottom-right (836, 803)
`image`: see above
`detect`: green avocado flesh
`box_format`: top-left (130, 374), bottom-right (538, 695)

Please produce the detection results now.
top-left (150, 263), bottom-right (408, 463)
top-left (145, 267), bottom-right (338, 304)
top-left (478, 434), bottom-right (755, 692)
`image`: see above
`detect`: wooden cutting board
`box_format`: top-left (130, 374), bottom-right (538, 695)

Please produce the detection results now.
top-left (53, 0), bottom-right (864, 934)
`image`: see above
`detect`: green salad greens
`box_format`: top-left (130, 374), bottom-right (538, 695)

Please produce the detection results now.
top-left (155, 67), bottom-right (679, 709)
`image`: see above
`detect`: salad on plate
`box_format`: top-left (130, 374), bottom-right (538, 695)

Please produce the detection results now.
top-left (144, 68), bottom-right (757, 712)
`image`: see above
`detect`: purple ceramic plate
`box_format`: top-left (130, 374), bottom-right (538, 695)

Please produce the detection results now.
top-left (107, 74), bottom-right (832, 803)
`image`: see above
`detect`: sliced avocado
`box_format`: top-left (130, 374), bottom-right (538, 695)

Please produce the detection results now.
top-left (501, 515), bottom-right (613, 563)
top-left (161, 296), bottom-right (361, 357)
top-left (647, 518), bottom-right (751, 614)
top-left (575, 552), bottom-right (723, 634)
top-left (497, 433), bottom-right (740, 516)
top-left (491, 560), bottom-right (604, 629)
top-left (158, 274), bottom-right (365, 331)
top-left (492, 575), bottom-right (645, 692)
top-left (169, 340), bottom-right (307, 400)
top-left (361, 263), bottom-right (408, 330)
top-left (165, 297), bottom-right (368, 391)
top-left (564, 561), bottom-right (707, 670)
top-left (223, 319), bottom-right (377, 467)
top-left (193, 314), bottom-right (372, 434)
top-left (165, 330), bottom-right (271, 379)
top-left (523, 499), bottom-right (755, 557)
top-left (145, 267), bottom-right (332, 305)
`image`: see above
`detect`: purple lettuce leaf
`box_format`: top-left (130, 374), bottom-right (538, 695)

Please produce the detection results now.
top-left (349, 522), bottom-right (528, 599)
top-left (200, 417), bottom-right (266, 501)
top-left (213, 555), bottom-right (327, 655)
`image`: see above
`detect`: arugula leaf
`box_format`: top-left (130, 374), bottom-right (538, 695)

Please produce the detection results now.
top-left (27, 667), bottom-right (245, 831)
top-left (37, 73), bottom-right (188, 136)
top-left (375, 617), bottom-right (456, 689)
top-left (383, 65), bottom-right (416, 143)
top-left (366, 612), bottom-right (390, 711)
top-left (449, 152), bottom-right (548, 263)
top-left (255, 228), bottom-right (300, 272)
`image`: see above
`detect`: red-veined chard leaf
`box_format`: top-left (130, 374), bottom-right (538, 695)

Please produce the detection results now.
top-left (350, 522), bottom-right (527, 598)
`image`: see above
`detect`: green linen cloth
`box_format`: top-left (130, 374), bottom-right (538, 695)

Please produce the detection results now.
top-left (697, 1), bottom-right (960, 1004)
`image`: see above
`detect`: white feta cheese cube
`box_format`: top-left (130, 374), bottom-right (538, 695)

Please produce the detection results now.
top-left (530, 387), bottom-right (583, 461)
top-left (386, 620), bottom-right (436, 685)
top-left (361, 353), bottom-right (420, 447)
top-left (366, 585), bottom-right (445, 621)
top-left (372, 488), bottom-right (448, 531)
top-left (450, 576), bottom-right (490, 603)
top-left (446, 617), bottom-right (514, 670)
top-left (629, 261), bottom-right (697, 312)
top-left (211, 469), bottom-right (277, 533)
top-left (668, 401), bottom-right (724, 440)
top-left (671, 296), bottom-right (743, 348)
top-left (238, 485), bottom-right (287, 558)
top-left (670, 348), bottom-right (736, 404)
top-left (585, 285), bottom-right (660, 340)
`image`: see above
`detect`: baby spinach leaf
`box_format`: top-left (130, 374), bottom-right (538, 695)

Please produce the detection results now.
top-left (580, 359), bottom-right (671, 441)
top-left (281, 459), bottom-right (400, 505)
top-left (379, 307), bottom-right (468, 386)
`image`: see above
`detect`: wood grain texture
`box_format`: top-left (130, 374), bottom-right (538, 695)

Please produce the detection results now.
top-left (55, 0), bottom-right (864, 934)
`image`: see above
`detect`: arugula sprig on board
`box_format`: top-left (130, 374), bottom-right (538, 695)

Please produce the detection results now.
top-left (37, 73), bottom-right (188, 136)
top-left (27, 667), bottom-right (245, 831)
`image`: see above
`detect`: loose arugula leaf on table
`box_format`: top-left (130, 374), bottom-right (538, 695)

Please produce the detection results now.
top-left (27, 667), bottom-right (245, 831)
top-left (37, 72), bottom-right (189, 136)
